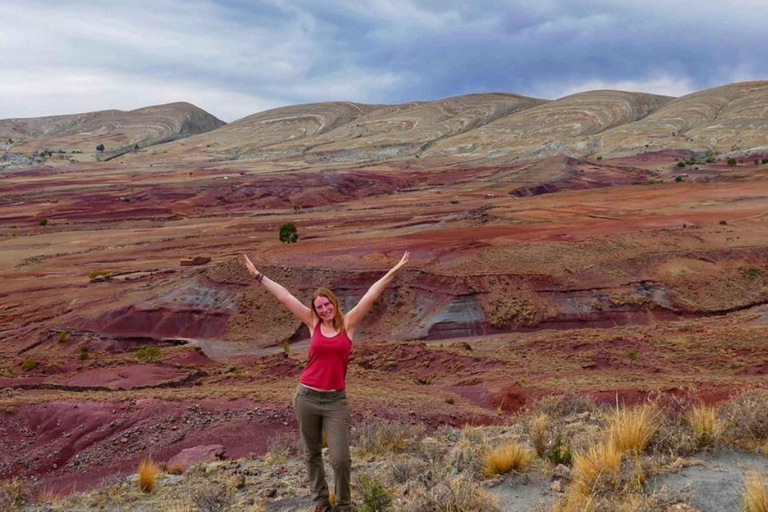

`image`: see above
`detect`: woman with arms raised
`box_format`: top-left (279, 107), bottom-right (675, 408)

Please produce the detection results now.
top-left (242, 252), bottom-right (409, 512)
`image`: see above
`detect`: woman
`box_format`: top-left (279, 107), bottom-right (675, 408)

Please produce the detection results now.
top-left (242, 251), bottom-right (409, 512)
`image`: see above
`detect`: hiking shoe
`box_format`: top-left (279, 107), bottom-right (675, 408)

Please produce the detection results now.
top-left (314, 506), bottom-right (332, 512)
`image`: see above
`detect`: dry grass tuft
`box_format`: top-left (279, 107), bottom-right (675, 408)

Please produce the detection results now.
top-left (607, 405), bottom-right (658, 455)
top-left (687, 404), bottom-right (718, 448)
top-left (354, 417), bottom-right (426, 456)
top-left (570, 442), bottom-right (622, 497)
top-left (530, 413), bottom-right (549, 457)
top-left (192, 481), bottom-right (233, 512)
top-left (137, 458), bottom-right (160, 493)
top-left (482, 442), bottom-right (533, 477)
top-left (763, 439), bottom-right (768, 458)
top-left (744, 471), bottom-right (768, 512)
top-left (720, 391), bottom-right (768, 446)
top-left (404, 476), bottom-right (500, 512)
top-left (0, 477), bottom-right (33, 511)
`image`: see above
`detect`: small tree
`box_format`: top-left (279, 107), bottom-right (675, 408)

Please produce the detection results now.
top-left (675, 176), bottom-right (684, 183)
top-left (136, 347), bottom-right (161, 363)
top-left (96, 144), bottom-right (105, 152)
top-left (38, 219), bottom-right (48, 227)
top-left (677, 161), bottom-right (686, 168)
top-left (727, 158), bottom-right (737, 166)
top-left (628, 349), bottom-right (638, 369)
top-left (78, 349), bottom-right (89, 369)
top-left (279, 223), bottom-right (298, 244)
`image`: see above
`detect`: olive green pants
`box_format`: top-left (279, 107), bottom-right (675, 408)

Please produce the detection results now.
top-left (293, 385), bottom-right (352, 509)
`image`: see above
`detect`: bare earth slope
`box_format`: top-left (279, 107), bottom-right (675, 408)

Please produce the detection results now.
top-left (1, 81), bottom-right (768, 500)
top-left (0, 102), bottom-right (225, 165)
top-left (598, 81), bottom-right (768, 157)
top-left (425, 90), bottom-right (673, 161)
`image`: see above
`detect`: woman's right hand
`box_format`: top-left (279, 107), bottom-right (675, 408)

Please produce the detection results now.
top-left (243, 254), bottom-right (260, 277)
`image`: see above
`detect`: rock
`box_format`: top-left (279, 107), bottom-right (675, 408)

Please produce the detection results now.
top-left (167, 444), bottom-right (225, 473)
top-left (552, 464), bottom-right (571, 479)
top-left (666, 504), bottom-right (701, 512)
top-left (159, 475), bottom-right (184, 486)
top-left (551, 479), bottom-right (563, 492)
top-left (180, 256), bottom-right (211, 266)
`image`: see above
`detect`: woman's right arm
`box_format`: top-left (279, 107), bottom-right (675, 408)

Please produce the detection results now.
top-left (243, 254), bottom-right (314, 329)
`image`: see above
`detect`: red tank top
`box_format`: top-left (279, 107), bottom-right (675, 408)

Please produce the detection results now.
top-left (299, 323), bottom-right (352, 391)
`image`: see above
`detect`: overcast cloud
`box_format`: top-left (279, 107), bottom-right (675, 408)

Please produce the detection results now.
top-left (0, 0), bottom-right (766, 121)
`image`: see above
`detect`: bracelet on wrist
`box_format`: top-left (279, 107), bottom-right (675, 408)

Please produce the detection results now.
top-left (255, 272), bottom-right (265, 283)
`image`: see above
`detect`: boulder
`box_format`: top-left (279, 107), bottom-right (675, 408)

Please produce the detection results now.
top-left (167, 444), bottom-right (225, 472)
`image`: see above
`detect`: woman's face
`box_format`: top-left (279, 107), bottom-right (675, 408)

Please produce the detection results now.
top-left (314, 295), bottom-right (335, 321)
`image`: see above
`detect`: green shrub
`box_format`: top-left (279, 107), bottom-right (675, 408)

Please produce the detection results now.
top-left (136, 347), bottom-right (162, 363)
top-left (21, 360), bottom-right (37, 372)
top-left (450, 200), bottom-right (459, 204)
top-left (279, 223), bottom-right (298, 244)
top-left (596, 156), bottom-right (603, 160)
top-left (355, 474), bottom-right (393, 512)
top-left (546, 434), bottom-right (572, 466)
top-left (675, 176), bottom-right (684, 182)
top-left (728, 158), bottom-right (737, 166)
top-left (762, 158), bottom-right (768, 165)
top-left (677, 161), bottom-right (686, 168)
top-left (706, 157), bottom-right (716, 163)
top-left (58, 331), bottom-right (69, 342)
top-left (38, 219), bottom-right (48, 227)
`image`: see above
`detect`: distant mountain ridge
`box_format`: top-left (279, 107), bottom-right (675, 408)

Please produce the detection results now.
top-left (0, 102), bottom-right (225, 166)
top-left (3, 81), bottom-right (768, 168)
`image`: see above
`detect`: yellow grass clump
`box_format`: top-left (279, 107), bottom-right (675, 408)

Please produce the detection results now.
top-left (607, 405), bottom-right (658, 455)
top-left (687, 404), bottom-right (718, 447)
top-left (530, 413), bottom-right (549, 457)
top-left (137, 458), bottom-right (161, 493)
top-left (482, 442), bottom-right (534, 477)
top-left (744, 471), bottom-right (768, 512)
top-left (570, 442), bottom-right (622, 497)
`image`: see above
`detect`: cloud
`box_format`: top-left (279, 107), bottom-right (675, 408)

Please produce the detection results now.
top-left (0, 0), bottom-right (766, 121)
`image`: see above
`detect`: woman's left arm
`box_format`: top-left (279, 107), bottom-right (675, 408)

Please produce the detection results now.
top-left (345, 251), bottom-right (409, 338)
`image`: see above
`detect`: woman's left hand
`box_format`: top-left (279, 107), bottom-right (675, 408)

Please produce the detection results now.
top-left (393, 251), bottom-right (410, 271)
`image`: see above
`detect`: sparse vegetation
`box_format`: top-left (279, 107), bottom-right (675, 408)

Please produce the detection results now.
top-left (137, 458), bottom-right (160, 493)
top-left (482, 441), bottom-right (533, 477)
top-left (530, 413), bottom-right (549, 457)
top-left (677, 161), bottom-right (686, 167)
top-left (569, 441), bottom-right (622, 497)
top-left (728, 157), bottom-right (737, 166)
top-left (58, 330), bottom-right (70, 342)
top-left (546, 434), bottom-right (573, 466)
top-left (355, 473), bottom-right (393, 512)
top-left (136, 346), bottom-right (162, 363)
top-left (687, 404), bottom-right (718, 448)
top-left (87, 270), bottom-right (112, 280)
top-left (607, 405), bottom-right (658, 455)
top-left (675, 175), bottom-right (684, 182)
top-left (192, 481), bottom-right (233, 512)
top-left (743, 471), bottom-right (768, 512)
top-left (627, 348), bottom-right (638, 369)
top-left (21, 360), bottom-right (37, 372)
top-left (96, 143), bottom-right (105, 152)
top-left (78, 349), bottom-right (90, 368)
top-left (279, 222), bottom-right (298, 244)
top-left (38, 219), bottom-right (48, 226)
top-left (354, 417), bottom-right (425, 456)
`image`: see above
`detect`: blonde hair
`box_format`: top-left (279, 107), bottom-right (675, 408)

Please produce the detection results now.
top-left (312, 288), bottom-right (344, 332)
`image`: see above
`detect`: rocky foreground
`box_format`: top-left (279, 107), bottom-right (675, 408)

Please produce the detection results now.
top-left (2, 391), bottom-right (768, 512)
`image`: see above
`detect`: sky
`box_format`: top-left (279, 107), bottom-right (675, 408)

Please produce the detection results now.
top-left (1, 0), bottom-right (766, 122)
